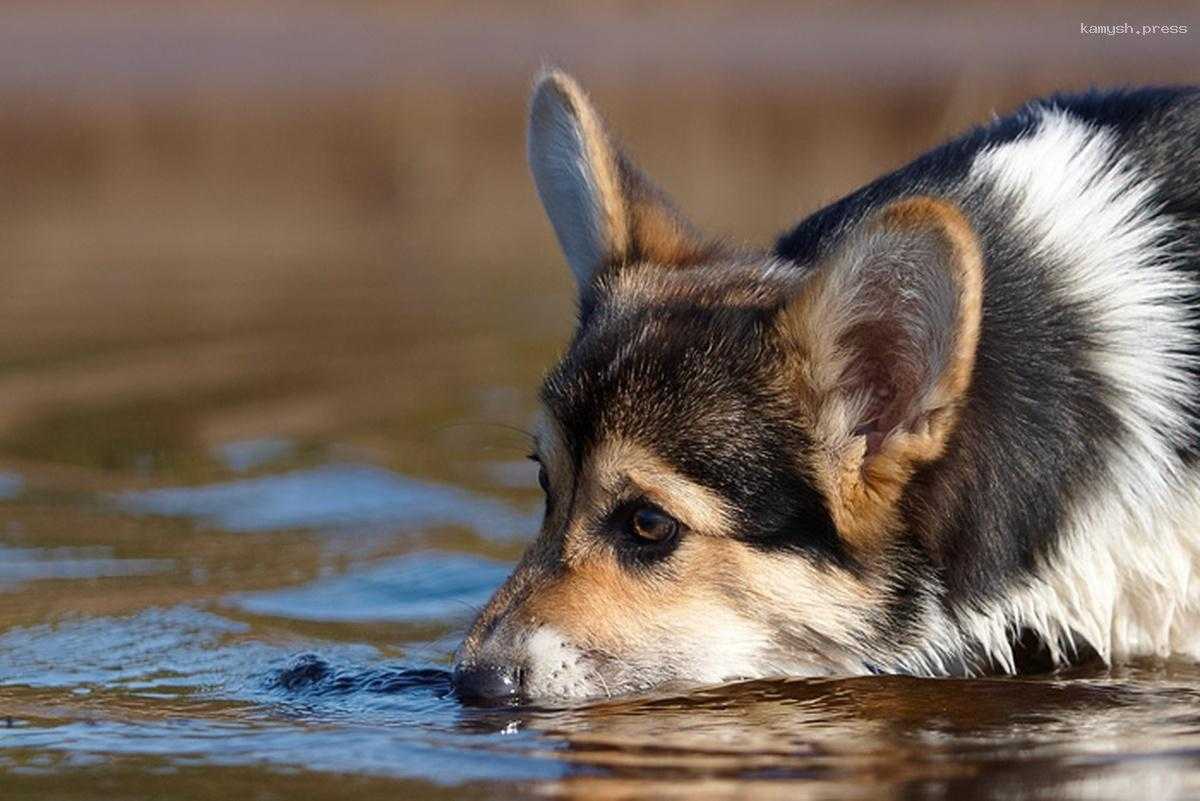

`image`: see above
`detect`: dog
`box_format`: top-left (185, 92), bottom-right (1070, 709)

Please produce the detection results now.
top-left (452, 70), bottom-right (1200, 702)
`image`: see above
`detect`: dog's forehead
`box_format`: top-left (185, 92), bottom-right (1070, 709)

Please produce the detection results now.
top-left (538, 279), bottom-right (810, 505)
top-left (530, 267), bottom-right (848, 566)
top-left (545, 297), bottom-right (771, 441)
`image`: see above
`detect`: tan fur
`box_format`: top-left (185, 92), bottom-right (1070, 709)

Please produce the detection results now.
top-left (730, 545), bottom-right (884, 660)
top-left (523, 544), bottom-right (665, 650)
top-left (881, 197), bottom-right (984, 406)
top-left (587, 438), bottom-right (734, 537)
top-left (523, 530), bottom-right (765, 667)
top-left (461, 73), bottom-right (994, 698)
top-left (625, 193), bottom-right (714, 268)
top-left (604, 259), bottom-right (795, 312)
top-left (534, 410), bottom-right (573, 517)
top-left (548, 72), bottom-right (631, 261)
top-left (502, 434), bottom-right (756, 668)
top-left (781, 196), bottom-right (984, 552)
top-left (519, 512), bottom-right (882, 679)
top-left (529, 70), bottom-right (710, 282)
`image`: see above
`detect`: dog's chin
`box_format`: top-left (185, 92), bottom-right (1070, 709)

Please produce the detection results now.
top-left (521, 664), bottom-right (842, 704)
top-left (516, 628), bottom-right (855, 703)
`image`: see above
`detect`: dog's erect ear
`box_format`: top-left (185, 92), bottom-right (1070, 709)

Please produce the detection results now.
top-left (780, 197), bottom-right (984, 551)
top-left (528, 69), bottom-right (709, 291)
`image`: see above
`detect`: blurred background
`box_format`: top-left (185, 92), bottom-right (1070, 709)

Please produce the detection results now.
top-left (3, 3), bottom-right (1200, 796)
top-left (2, 0), bottom-right (1198, 488)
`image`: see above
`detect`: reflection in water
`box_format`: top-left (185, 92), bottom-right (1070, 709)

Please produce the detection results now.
top-left (482, 673), bottom-right (1200, 800)
top-left (6, 597), bottom-right (1200, 799)
top-left (211, 438), bottom-right (297, 473)
top-left (226, 550), bottom-right (512, 623)
top-left (267, 653), bottom-right (452, 696)
top-left (0, 545), bottom-right (173, 589)
top-left (3, 555), bottom-right (1200, 799)
top-left (0, 473), bottom-right (22, 500)
top-left (2, 306), bottom-right (1198, 801)
top-left (115, 464), bottom-right (533, 536)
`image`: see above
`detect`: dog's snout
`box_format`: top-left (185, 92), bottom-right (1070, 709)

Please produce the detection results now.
top-left (452, 663), bottom-right (522, 703)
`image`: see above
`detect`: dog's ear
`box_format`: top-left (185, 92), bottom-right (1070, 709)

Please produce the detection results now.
top-left (528, 69), bottom-right (709, 292)
top-left (779, 197), bottom-right (984, 551)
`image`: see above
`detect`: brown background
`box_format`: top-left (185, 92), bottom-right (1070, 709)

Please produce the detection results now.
top-left (1, 1), bottom-right (1197, 479)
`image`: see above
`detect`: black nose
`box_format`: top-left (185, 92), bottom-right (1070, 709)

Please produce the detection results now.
top-left (452, 663), bottom-right (522, 703)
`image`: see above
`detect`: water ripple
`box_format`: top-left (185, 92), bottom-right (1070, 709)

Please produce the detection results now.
top-left (225, 550), bottom-right (510, 623)
top-left (115, 463), bottom-right (533, 537)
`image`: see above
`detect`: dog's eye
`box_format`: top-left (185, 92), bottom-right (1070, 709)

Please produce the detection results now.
top-left (527, 453), bottom-right (550, 493)
top-left (629, 506), bottom-right (678, 544)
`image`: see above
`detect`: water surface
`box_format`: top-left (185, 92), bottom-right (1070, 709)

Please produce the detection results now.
top-left (5, 401), bottom-right (1200, 801)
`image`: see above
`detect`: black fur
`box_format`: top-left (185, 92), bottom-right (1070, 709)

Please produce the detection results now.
top-left (775, 87), bottom-right (1200, 609)
top-left (548, 86), bottom-right (1200, 625)
top-left (543, 296), bottom-right (851, 566)
top-left (458, 79), bottom-right (1200, 699)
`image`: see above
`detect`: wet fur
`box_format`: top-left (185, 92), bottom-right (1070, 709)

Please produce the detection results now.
top-left (455, 73), bottom-right (1200, 700)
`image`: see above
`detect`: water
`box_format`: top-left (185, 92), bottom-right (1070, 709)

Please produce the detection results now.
top-left (5, 422), bottom-right (1200, 800)
top-left (4, 589), bottom-right (1200, 800)
top-left (5, 6), bottom-right (1200, 799)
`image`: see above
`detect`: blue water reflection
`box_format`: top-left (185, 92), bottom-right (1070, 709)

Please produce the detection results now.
top-left (116, 464), bottom-right (533, 537)
top-left (0, 545), bottom-right (174, 589)
top-left (227, 551), bottom-right (510, 623)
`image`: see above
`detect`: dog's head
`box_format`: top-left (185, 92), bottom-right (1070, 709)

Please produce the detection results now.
top-left (453, 71), bottom-right (984, 702)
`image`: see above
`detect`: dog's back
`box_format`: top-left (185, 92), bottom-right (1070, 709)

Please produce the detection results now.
top-left (776, 87), bottom-right (1200, 664)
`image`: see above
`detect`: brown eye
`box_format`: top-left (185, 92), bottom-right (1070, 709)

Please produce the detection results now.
top-left (630, 506), bottom-right (678, 544)
top-left (527, 454), bottom-right (550, 493)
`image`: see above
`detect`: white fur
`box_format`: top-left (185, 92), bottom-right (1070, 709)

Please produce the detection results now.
top-left (649, 601), bottom-right (783, 685)
top-left (521, 626), bottom-right (595, 699)
top-left (505, 102), bottom-right (1200, 698)
top-left (520, 608), bottom-right (789, 699)
top-left (910, 107), bottom-right (1200, 673)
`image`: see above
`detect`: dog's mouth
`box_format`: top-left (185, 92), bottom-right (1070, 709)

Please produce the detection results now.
top-left (452, 602), bottom-right (886, 702)
top-left (451, 636), bottom-right (850, 705)
top-left (452, 627), bottom-right (671, 705)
